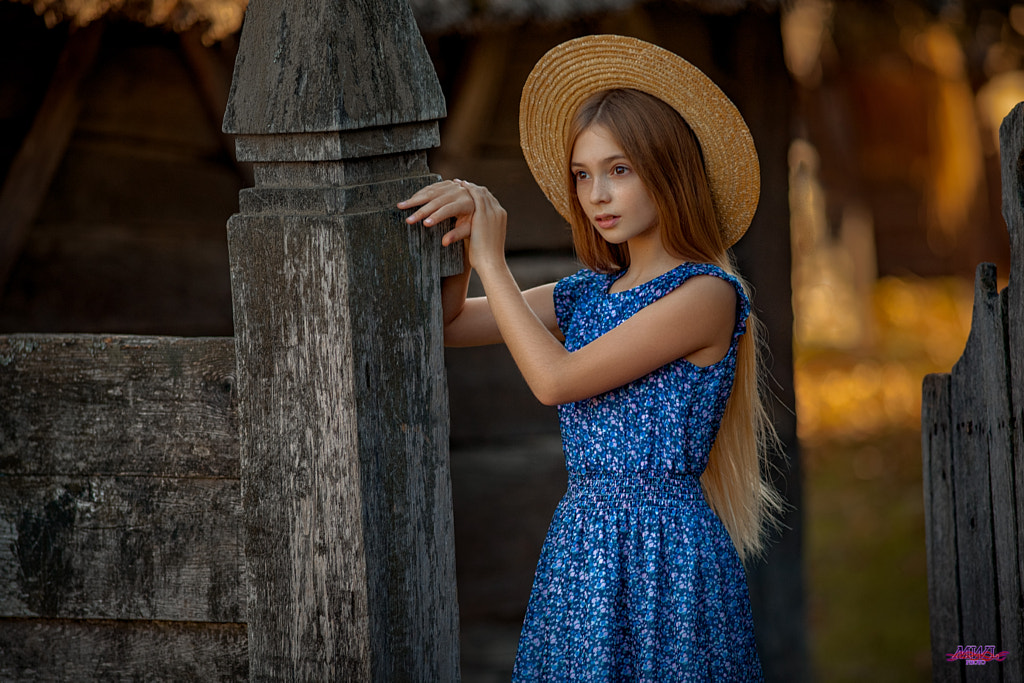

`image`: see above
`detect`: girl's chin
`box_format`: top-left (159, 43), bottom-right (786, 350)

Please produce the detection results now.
top-left (592, 228), bottom-right (627, 245)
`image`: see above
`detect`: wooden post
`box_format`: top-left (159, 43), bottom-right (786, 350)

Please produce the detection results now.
top-left (948, 263), bottom-right (1009, 683)
top-left (921, 371), bottom-right (961, 683)
top-left (999, 105), bottom-right (1024, 678)
top-left (996, 103), bottom-right (1024, 683)
top-left (222, 0), bottom-right (461, 679)
top-left (922, 102), bottom-right (1024, 683)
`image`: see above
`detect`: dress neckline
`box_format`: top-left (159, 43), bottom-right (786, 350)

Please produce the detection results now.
top-left (604, 261), bottom-right (696, 296)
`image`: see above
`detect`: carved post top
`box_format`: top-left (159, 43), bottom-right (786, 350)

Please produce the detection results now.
top-left (222, 0), bottom-right (462, 272)
top-left (222, 0), bottom-right (446, 138)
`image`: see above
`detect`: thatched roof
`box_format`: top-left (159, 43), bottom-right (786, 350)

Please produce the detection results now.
top-left (410, 0), bottom-right (774, 32)
top-left (15, 0), bottom-right (246, 42)
top-left (13, 0), bottom-right (772, 42)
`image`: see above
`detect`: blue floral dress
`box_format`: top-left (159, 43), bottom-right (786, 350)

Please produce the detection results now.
top-left (511, 262), bottom-right (764, 682)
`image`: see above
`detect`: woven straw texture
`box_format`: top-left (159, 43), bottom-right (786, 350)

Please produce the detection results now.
top-left (519, 34), bottom-right (760, 246)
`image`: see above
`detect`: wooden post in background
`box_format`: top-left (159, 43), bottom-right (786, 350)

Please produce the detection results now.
top-left (222, 0), bottom-right (462, 679)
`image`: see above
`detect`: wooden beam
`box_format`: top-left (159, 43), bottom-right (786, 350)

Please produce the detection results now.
top-left (0, 335), bottom-right (244, 624)
top-left (0, 474), bottom-right (244, 622)
top-left (0, 335), bottom-right (243, 626)
top-left (921, 372), bottom-right (963, 683)
top-left (0, 335), bottom-right (238, 478)
top-left (0, 24), bottom-right (102, 296)
top-left (0, 618), bottom-right (247, 680)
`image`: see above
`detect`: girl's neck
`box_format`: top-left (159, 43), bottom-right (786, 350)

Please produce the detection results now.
top-left (614, 234), bottom-right (686, 291)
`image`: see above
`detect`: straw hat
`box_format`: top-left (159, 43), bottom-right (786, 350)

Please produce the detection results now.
top-left (519, 34), bottom-right (760, 247)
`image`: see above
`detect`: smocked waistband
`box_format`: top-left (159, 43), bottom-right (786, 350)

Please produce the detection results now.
top-left (565, 473), bottom-right (704, 507)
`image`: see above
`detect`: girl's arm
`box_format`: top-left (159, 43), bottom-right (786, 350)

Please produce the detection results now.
top-left (400, 181), bottom-right (561, 348)
top-left (479, 264), bottom-right (736, 405)
top-left (401, 181), bottom-right (735, 405)
top-left (442, 282), bottom-right (560, 347)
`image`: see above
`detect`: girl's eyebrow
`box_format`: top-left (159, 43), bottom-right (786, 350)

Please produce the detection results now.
top-left (570, 154), bottom-right (629, 168)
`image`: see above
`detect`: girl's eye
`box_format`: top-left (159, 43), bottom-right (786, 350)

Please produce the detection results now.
top-left (573, 170), bottom-right (590, 182)
top-left (612, 165), bottom-right (630, 175)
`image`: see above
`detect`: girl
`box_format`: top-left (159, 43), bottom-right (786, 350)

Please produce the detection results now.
top-left (400, 35), bottom-right (782, 682)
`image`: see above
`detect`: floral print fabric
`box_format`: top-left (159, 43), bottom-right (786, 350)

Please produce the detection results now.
top-left (511, 262), bottom-right (764, 682)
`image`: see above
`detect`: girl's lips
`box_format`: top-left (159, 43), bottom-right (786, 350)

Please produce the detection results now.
top-left (594, 214), bottom-right (619, 229)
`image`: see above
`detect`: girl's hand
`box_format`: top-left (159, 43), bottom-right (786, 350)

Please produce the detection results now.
top-left (398, 179), bottom-right (474, 247)
top-left (398, 180), bottom-right (508, 272)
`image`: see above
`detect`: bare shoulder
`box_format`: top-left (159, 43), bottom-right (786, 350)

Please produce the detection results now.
top-left (683, 273), bottom-right (738, 299)
top-left (660, 273), bottom-right (738, 317)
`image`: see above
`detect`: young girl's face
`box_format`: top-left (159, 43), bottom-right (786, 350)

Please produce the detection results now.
top-left (570, 124), bottom-right (659, 246)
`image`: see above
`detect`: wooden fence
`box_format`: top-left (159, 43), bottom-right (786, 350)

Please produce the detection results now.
top-left (0, 0), bottom-right (463, 679)
top-left (922, 102), bottom-right (1024, 683)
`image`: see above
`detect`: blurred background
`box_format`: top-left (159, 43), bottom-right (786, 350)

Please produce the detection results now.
top-left (0, 0), bottom-right (1016, 680)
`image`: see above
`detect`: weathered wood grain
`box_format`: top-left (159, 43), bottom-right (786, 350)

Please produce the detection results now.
top-left (229, 210), bottom-right (460, 680)
top-left (224, 0), bottom-right (460, 679)
top-left (345, 208), bottom-right (459, 682)
top-left (0, 334), bottom-right (237, 478)
top-left (949, 264), bottom-right (1006, 683)
top-left (0, 475), bottom-right (244, 622)
top-left (1000, 102), bottom-right (1024, 683)
top-left (922, 372), bottom-right (963, 683)
top-left (989, 288), bottom-right (1023, 683)
top-left (230, 212), bottom-right (373, 681)
top-left (923, 100), bottom-right (1024, 683)
top-left (222, 2), bottom-right (446, 135)
top-left (0, 618), bottom-right (247, 681)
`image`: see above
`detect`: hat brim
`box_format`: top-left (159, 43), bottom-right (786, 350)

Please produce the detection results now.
top-left (519, 34), bottom-right (760, 248)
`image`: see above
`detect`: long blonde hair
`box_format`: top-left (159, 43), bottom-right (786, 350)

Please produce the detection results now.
top-left (564, 88), bottom-right (783, 561)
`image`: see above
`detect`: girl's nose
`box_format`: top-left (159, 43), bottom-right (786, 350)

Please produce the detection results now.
top-left (590, 177), bottom-right (611, 204)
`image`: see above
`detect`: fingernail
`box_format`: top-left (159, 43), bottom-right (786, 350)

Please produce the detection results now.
top-left (424, 218), bottom-right (433, 225)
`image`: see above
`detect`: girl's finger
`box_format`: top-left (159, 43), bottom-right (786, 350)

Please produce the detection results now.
top-left (404, 193), bottom-right (467, 225)
top-left (397, 183), bottom-right (443, 209)
top-left (398, 179), bottom-right (466, 210)
top-left (441, 223), bottom-right (472, 247)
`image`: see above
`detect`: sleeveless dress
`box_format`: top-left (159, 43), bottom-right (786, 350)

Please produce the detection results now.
top-left (511, 261), bottom-right (764, 682)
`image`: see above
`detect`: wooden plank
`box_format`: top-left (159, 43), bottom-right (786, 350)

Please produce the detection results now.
top-left (0, 475), bottom-right (244, 622)
top-left (922, 372), bottom-right (963, 683)
top-left (0, 334), bottom-right (238, 478)
top-left (0, 24), bottom-right (102, 294)
top-left (949, 263), bottom-right (1004, 683)
top-left (989, 287), bottom-right (1022, 683)
top-left (999, 101), bottom-right (1024, 683)
top-left (0, 618), bottom-right (246, 681)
